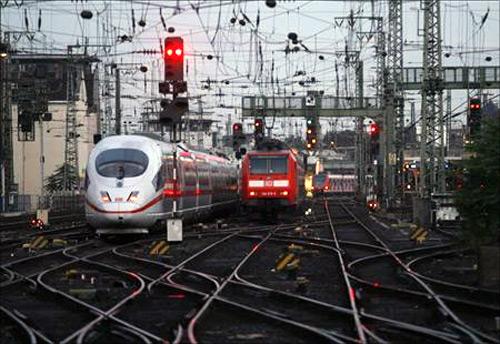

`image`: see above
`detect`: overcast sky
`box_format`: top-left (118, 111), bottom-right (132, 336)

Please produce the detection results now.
top-left (2, 0), bottom-right (499, 134)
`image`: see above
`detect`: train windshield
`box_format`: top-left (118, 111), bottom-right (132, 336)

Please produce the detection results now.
top-left (95, 149), bottom-right (149, 179)
top-left (313, 174), bottom-right (327, 187)
top-left (250, 156), bottom-right (288, 174)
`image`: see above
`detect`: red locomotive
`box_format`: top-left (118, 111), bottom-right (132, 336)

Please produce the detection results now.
top-left (312, 172), bottom-right (332, 194)
top-left (241, 140), bottom-right (305, 211)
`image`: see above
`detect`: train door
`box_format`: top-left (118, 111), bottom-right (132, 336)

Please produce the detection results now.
top-left (197, 157), bottom-right (210, 211)
top-left (161, 153), bottom-right (175, 217)
top-left (180, 155), bottom-right (197, 212)
top-left (194, 158), bottom-right (200, 210)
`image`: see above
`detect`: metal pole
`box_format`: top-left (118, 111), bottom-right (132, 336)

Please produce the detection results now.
top-left (39, 119), bottom-right (45, 208)
top-left (1, 162), bottom-right (5, 213)
top-left (115, 67), bottom-right (121, 135)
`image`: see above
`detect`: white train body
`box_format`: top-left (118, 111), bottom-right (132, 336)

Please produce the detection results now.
top-left (85, 134), bottom-right (238, 234)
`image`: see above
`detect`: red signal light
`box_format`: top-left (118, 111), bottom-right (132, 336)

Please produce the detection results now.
top-left (165, 48), bottom-right (182, 58)
top-left (368, 123), bottom-right (379, 137)
top-left (233, 123), bottom-right (242, 132)
top-left (254, 119), bottom-right (264, 136)
top-left (164, 37), bottom-right (184, 81)
top-left (367, 200), bottom-right (378, 211)
top-left (469, 99), bottom-right (481, 111)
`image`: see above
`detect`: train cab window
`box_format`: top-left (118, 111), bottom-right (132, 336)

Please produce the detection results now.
top-left (250, 156), bottom-right (288, 174)
top-left (249, 157), bottom-right (268, 174)
top-left (269, 156), bottom-right (288, 174)
top-left (95, 149), bottom-right (149, 178)
top-left (313, 174), bottom-right (327, 187)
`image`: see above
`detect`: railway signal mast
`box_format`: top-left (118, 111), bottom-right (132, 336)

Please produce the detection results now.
top-left (368, 122), bottom-right (381, 160)
top-left (305, 93), bottom-right (319, 152)
top-left (159, 36), bottom-right (188, 143)
top-left (254, 118), bottom-right (264, 145)
top-left (232, 122), bottom-right (246, 158)
top-left (306, 117), bottom-right (317, 151)
top-left (467, 98), bottom-right (482, 140)
top-left (158, 36), bottom-right (188, 241)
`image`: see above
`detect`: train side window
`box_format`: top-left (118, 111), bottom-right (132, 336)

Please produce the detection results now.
top-left (183, 159), bottom-right (196, 186)
top-left (199, 161), bottom-right (209, 186)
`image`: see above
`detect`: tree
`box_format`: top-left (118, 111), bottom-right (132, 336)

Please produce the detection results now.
top-left (455, 117), bottom-right (500, 249)
top-left (44, 163), bottom-right (79, 193)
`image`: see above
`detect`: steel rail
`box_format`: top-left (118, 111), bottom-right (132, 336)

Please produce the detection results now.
top-left (407, 248), bottom-right (500, 296)
top-left (147, 231), bottom-right (243, 292)
top-left (113, 234), bottom-right (462, 343)
top-left (338, 200), bottom-right (500, 344)
top-left (0, 304), bottom-right (38, 344)
top-left (32, 240), bottom-right (165, 344)
top-left (324, 199), bottom-right (367, 343)
top-left (347, 245), bottom-right (500, 312)
top-left (185, 227), bottom-right (345, 344)
top-left (2, 237), bottom-right (156, 342)
top-left (0, 240), bottom-right (97, 287)
top-left (112, 239), bottom-right (349, 343)
top-left (232, 273), bottom-right (461, 343)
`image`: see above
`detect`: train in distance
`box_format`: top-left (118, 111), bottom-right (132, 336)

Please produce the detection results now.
top-left (240, 139), bottom-right (306, 212)
top-left (84, 134), bottom-right (238, 235)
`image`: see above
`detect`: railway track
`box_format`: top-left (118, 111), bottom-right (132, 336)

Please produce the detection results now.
top-left (1, 200), bottom-right (497, 343)
top-left (325, 198), bottom-right (499, 343)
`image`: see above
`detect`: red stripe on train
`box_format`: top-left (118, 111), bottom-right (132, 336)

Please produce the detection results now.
top-left (86, 193), bottom-right (163, 214)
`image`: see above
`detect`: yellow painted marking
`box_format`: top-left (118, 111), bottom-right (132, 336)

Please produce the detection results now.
top-left (286, 258), bottom-right (301, 270)
top-left (411, 227), bottom-right (427, 241)
top-left (52, 238), bottom-right (67, 246)
top-left (415, 231), bottom-right (428, 244)
top-left (150, 241), bottom-right (167, 255)
top-left (158, 244), bottom-right (170, 255)
top-left (37, 239), bottom-right (49, 249)
top-left (30, 236), bottom-right (46, 249)
top-left (276, 253), bottom-right (295, 271)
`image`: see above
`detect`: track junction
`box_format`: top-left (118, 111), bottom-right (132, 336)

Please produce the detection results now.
top-left (1, 198), bottom-right (498, 343)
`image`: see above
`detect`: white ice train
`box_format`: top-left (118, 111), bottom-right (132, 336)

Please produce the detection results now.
top-left (85, 134), bottom-right (238, 234)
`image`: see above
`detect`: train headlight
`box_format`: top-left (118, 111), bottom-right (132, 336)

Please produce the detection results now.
top-left (100, 191), bottom-right (112, 203)
top-left (127, 191), bottom-right (140, 203)
top-left (249, 191), bottom-right (256, 196)
top-left (281, 191), bottom-right (289, 196)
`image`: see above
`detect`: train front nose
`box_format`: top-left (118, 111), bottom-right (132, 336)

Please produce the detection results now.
top-left (87, 189), bottom-right (160, 229)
